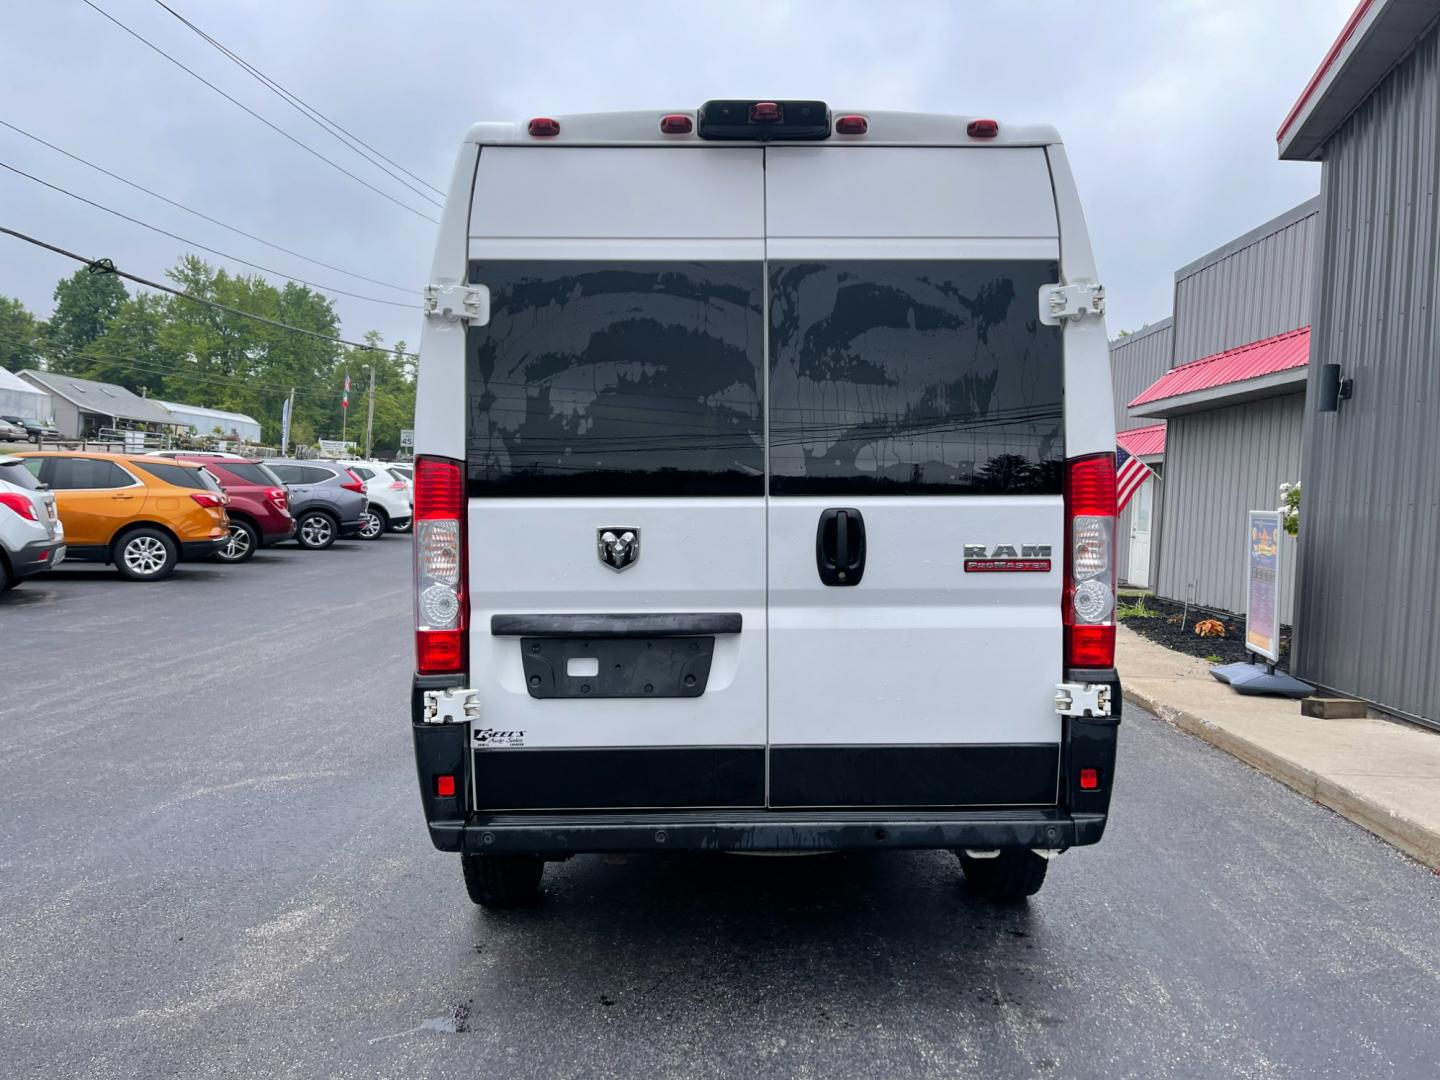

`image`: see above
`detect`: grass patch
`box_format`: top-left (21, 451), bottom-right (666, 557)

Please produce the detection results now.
top-left (1117, 595), bottom-right (1159, 619)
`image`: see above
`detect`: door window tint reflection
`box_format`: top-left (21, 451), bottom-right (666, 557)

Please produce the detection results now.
top-left (465, 261), bottom-right (764, 498)
top-left (768, 261), bottom-right (1063, 496)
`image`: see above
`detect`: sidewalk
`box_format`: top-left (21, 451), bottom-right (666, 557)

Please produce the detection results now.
top-left (1117, 624), bottom-right (1440, 870)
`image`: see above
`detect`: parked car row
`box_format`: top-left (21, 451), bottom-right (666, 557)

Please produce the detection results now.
top-left (0, 450), bottom-right (413, 589)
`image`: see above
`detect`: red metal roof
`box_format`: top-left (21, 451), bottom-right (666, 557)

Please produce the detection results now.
top-left (1129, 327), bottom-right (1310, 408)
top-left (1116, 423), bottom-right (1166, 458)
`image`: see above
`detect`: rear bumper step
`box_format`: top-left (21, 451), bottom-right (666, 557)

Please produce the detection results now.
top-left (426, 808), bottom-right (1107, 854)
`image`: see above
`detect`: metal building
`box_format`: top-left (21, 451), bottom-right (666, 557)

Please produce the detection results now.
top-left (1279, 0), bottom-right (1440, 726)
top-left (0, 366), bottom-right (53, 423)
top-left (1110, 319), bottom-right (1173, 588)
top-left (157, 400), bottom-right (263, 444)
top-left (1125, 199), bottom-right (1320, 621)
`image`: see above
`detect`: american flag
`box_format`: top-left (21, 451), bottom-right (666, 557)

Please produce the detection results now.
top-left (1115, 445), bottom-right (1155, 513)
top-left (342, 373), bottom-right (350, 411)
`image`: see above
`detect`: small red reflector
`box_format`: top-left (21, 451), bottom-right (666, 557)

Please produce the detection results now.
top-left (1079, 768), bottom-right (1099, 791)
top-left (967, 119), bottom-right (999, 139)
top-left (835, 114), bottom-right (868, 135)
top-left (750, 101), bottom-right (782, 123)
top-left (1069, 624), bottom-right (1116, 669)
top-left (435, 774), bottom-right (456, 798)
top-left (660, 113), bottom-right (693, 134)
top-left (417, 629), bottom-right (465, 675)
top-left (528, 117), bottom-right (560, 137)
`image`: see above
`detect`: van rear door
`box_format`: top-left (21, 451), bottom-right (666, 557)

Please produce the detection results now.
top-left (463, 146), bottom-right (769, 811)
top-left (763, 147), bottom-right (1066, 808)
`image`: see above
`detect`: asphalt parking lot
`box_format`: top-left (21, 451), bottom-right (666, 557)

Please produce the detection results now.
top-left (2, 536), bottom-right (1439, 1080)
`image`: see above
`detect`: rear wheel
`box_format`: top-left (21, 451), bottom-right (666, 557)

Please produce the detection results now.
top-left (215, 519), bottom-right (259, 563)
top-left (461, 853), bottom-right (544, 909)
top-left (0, 559), bottom-right (11, 591)
top-left (295, 511), bottom-right (337, 550)
top-left (358, 507), bottom-right (387, 540)
top-left (957, 849), bottom-right (1049, 901)
top-left (114, 527), bottom-right (178, 581)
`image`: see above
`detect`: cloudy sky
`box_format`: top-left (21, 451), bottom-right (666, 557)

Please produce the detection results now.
top-left (1, 0), bottom-right (1351, 348)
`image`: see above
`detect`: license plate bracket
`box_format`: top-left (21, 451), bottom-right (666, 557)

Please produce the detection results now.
top-left (519, 636), bottom-right (716, 699)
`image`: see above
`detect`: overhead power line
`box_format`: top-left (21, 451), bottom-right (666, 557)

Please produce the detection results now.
top-left (0, 159), bottom-right (416, 309)
top-left (0, 119), bottom-right (413, 294)
top-left (0, 225), bottom-right (419, 357)
top-left (78, 0), bottom-right (440, 225)
top-left (151, 0), bottom-right (445, 204)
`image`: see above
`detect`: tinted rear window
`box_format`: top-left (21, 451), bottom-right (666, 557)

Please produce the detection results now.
top-left (47, 458), bottom-right (134, 490)
top-left (768, 260), bottom-right (1063, 496)
top-left (137, 462), bottom-right (209, 489)
top-left (0, 460), bottom-right (41, 490)
top-left (219, 462), bottom-right (275, 486)
top-left (465, 261), bottom-right (764, 497)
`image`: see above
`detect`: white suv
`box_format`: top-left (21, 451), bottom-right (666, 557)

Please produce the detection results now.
top-left (334, 461), bottom-right (412, 538)
top-left (409, 105), bottom-right (1121, 908)
top-left (0, 455), bottom-right (65, 590)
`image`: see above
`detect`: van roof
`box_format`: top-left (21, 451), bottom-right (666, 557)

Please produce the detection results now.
top-left (464, 110), bottom-right (1062, 148)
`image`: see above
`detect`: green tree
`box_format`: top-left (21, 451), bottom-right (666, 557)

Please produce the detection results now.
top-left (46, 268), bottom-right (128, 370)
top-left (0, 295), bottom-right (43, 372)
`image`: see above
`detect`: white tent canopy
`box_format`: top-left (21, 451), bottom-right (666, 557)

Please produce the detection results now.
top-left (0, 367), bottom-right (53, 421)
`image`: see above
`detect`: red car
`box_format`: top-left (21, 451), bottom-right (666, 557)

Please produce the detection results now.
top-left (175, 455), bottom-right (294, 562)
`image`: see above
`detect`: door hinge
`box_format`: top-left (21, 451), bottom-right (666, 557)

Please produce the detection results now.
top-left (422, 686), bottom-right (481, 724)
top-left (1039, 282), bottom-right (1105, 325)
top-left (423, 283), bottom-right (491, 325)
top-left (1054, 682), bottom-right (1112, 718)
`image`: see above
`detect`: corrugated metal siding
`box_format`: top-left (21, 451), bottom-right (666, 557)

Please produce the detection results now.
top-left (1155, 395), bottom-right (1304, 620)
top-left (1110, 319), bottom-right (1174, 430)
top-left (1172, 204), bottom-right (1320, 366)
top-left (1297, 21), bottom-right (1440, 724)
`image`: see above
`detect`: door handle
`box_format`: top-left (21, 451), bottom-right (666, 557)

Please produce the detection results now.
top-left (815, 507), bottom-right (865, 586)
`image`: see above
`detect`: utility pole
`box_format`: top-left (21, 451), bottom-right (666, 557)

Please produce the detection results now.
top-left (364, 364), bottom-right (376, 460)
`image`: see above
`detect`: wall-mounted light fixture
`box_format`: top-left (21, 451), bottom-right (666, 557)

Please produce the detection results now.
top-left (1317, 363), bottom-right (1354, 412)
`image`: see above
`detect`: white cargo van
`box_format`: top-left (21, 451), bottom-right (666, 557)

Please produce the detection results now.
top-left (410, 103), bottom-right (1120, 908)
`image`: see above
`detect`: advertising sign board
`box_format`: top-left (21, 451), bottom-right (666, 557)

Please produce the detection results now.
top-left (1245, 510), bottom-right (1282, 663)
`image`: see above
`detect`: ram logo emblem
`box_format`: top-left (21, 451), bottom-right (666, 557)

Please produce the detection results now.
top-left (597, 528), bottom-right (640, 572)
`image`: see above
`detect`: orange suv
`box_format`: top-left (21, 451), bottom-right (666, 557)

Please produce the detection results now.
top-left (14, 452), bottom-right (229, 581)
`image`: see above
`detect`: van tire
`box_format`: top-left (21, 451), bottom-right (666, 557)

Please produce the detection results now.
top-left (957, 849), bottom-right (1048, 901)
top-left (461, 853), bottom-right (544, 908)
top-left (295, 510), bottom-right (337, 550)
top-left (113, 527), bottom-right (178, 581)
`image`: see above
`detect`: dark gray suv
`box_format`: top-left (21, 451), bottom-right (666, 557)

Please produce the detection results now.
top-left (263, 460), bottom-right (368, 550)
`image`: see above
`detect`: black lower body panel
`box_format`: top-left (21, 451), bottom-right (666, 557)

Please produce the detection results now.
top-left (768, 744), bottom-right (1058, 807)
top-left (473, 747), bottom-right (765, 810)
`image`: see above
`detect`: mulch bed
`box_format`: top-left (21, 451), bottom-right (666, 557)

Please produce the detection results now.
top-left (1118, 594), bottom-right (1291, 671)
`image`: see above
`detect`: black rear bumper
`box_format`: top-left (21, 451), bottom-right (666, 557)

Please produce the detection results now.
top-left (7, 535), bottom-right (65, 578)
top-left (180, 538), bottom-right (226, 559)
top-left (411, 672), bottom-right (1121, 856)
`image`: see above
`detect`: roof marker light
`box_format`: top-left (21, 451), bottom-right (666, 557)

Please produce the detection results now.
top-left (967, 118), bottom-right (999, 139)
top-left (528, 117), bottom-right (560, 137)
top-left (749, 101), bottom-right (782, 123)
top-left (835, 115), bottom-right (868, 135)
top-left (660, 113), bottom-right (693, 134)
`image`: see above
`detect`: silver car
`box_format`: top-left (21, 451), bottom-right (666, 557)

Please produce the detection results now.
top-left (0, 455), bottom-right (65, 590)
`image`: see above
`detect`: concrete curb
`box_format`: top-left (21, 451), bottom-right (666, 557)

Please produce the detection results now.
top-left (1123, 684), bottom-right (1440, 871)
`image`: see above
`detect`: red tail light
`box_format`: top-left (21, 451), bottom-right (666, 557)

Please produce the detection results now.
top-left (340, 469), bottom-right (365, 493)
top-left (659, 113), bottom-right (693, 134)
top-left (835, 114), bottom-right (868, 135)
top-left (414, 456), bottom-right (468, 676)
top-left (1063, 454), bottom-right (1117, 670)
top-left (0, 492), bottom-right (38, 521)
top-left (265, 486), bottom-right (288, 509)
top-left (388, 480), bottom-right (407, 490)
top-left (967, 119), bottom-right (999, 139)
top-left (190, 492), bottom-right (224, 508)
top-left (528, 117), bottom-right (560, 137)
